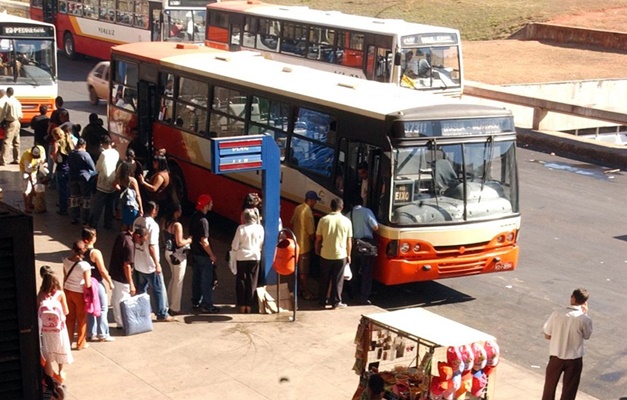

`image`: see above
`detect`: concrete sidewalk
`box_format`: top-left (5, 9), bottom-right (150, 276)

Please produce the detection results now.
top-left (0, 136), bottom-right (600, 400)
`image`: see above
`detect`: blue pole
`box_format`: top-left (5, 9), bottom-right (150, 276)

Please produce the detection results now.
top-left (261, 136), bottom-right (281, 284)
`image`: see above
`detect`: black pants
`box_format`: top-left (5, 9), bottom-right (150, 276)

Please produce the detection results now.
top-left (348, 251), bottom-right (375, 302)
top-left (235, 260), bottom-right (260, 307)
top-left (542, 356), bottom-right (583, 400)
top-left (318, 258), bottom-right (345, 306)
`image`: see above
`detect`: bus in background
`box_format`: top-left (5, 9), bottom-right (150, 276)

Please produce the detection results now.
top-left (109, 41), bottom-right (519, 285)
top-left (29, 0), bottom-right (215, 59)
top-left (205, 1), bottom-right (463, 97)
top-left (0, 12), bottom-right (56, 124)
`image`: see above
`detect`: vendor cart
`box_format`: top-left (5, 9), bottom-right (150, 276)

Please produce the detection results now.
top-left (352, 308), bottom-right (499, 400)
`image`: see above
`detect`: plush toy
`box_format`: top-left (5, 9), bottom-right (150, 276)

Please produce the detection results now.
top-left (483, 340), bottom-right (500, 376)
top-left (430, 362), bottom-right (453, 399)
top-left (459, 344), bottom-right (475, 372)
top-left (454, 370), bottom-right (473, 399)
top-left (471, 369), bottom-right (488, 397)
top-left (471, 342), bottom-right (487, 371)
top-left (446, 346), bottom-right (464, 374)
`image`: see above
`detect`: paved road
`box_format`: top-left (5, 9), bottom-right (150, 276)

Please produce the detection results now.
top-left (45, 54), bottom-right (627, 399)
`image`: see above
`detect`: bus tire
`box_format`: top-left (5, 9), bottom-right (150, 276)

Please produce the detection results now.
top-left (88, 86), bottom-right (99, 105)
top-left (63, 32), bottom-right (77, 59)
top-left (169, 163), bottom-right (192, 214)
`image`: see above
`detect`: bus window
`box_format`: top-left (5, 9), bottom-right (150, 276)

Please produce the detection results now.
top-left (242, 17), bottom-right (257, 48)
top-left (158, 73), bottom-right (174, 122)
top-left (248, 95), bottom-right (289, 161)
top-left (257, 18), bottom-right (279, 52)
top-left (289, 108), bottom-right (335, 177)
top-left (210, 86), bottom-right (247, 137)
top-left (175, 77), bottom-right (208, 133)
top-left (83, 0), bottom-right (98, 19)
top-left (135, 1), bottom-right (149, 29)
top-left (281, 22), bottom-right (306, 57)
top-left (335, 31), bottom-right (363, 67)
top-left (308, 27), bottom-right (335, 62)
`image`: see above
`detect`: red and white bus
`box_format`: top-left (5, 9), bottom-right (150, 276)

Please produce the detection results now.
top-left (205, 1), bottom-right (463, 97)
top-left (0, 12), bottom-right (57, 123)
top-left (108, 41), bottom-right (519, 285)
top-left (29, 0), bottom-right (215, 59)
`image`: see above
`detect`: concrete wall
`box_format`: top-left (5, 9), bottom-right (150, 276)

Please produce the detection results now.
top-left (465, 79), bottom-right (627, 131)
top-left (511, 23), bottom-right (627, 51)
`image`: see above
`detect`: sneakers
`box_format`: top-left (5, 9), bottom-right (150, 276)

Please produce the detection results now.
top-left (100, 336), bottom-right (116, 342)
top-left (88, 336), bottom-right (99, 342)
top-left (332, 302), bottom-right (348, 309)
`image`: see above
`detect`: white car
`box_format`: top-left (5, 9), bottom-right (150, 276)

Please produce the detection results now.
top-left (86, 61), bottom-right (110, 105)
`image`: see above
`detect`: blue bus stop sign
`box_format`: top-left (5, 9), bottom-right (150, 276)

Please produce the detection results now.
top-left (211, 135), bottom-right (281, 284)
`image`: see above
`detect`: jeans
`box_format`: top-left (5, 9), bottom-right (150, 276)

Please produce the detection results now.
top-left (87, 280), bottom-right (110, 338)
top-left (69, 178), bottom-right (93, 224)
top-left (191, 254), bottom-right (214, 308)
top-left (133, 270), bottom-right (169, 319)
top-left (90, 190), bottom-right (117, 229)
top-left (56, 168), bottom-right (69, 214)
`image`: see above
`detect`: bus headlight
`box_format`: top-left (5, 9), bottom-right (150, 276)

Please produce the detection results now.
top-left (400, 242), bottom-right (410, 253)
top-left (413, 244), bottom-right (421, 252)
top-left (506, 232), bottom-right (515, 242)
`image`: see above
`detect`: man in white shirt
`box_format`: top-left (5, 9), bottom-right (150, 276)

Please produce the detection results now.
top-left (542, 288), bottom-right (593, 400)
top-left (89, 135), bottom-right (119, 229)
top-left (0, 87), bottom-right (23, 165)
top-left (133, 201), bottom-right (175, 322)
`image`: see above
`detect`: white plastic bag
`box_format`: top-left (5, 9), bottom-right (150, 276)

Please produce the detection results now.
top-left (343, 263), bottom-right (353, 281)
top-left (228, 250), bottom-right (237, 275)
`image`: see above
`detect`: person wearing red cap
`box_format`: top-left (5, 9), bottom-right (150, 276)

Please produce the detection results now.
top-left (188, 194), bottom-right (220, 313)
top-left (542, 288), bottom-right (593, 400)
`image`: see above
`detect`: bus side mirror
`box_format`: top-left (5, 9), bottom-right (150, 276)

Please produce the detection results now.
top-left (394, 52), bottom-right (402, 66)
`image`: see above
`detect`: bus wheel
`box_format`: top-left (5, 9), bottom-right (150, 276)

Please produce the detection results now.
top-left (88, 86), bottom-right (99, 105)
top-left (64, 33), bottom-right (77, 59)
top-left (169, 163), bottom-right (192, 214)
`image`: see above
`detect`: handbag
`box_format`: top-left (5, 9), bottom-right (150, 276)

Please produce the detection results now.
top-left (228, 250), bottom-right (237, 275)
top-left (353, 238), bottom-right (378, 257)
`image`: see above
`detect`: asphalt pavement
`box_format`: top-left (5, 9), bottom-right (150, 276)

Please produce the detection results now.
top-left (0, 132), bottom-right (602, 399)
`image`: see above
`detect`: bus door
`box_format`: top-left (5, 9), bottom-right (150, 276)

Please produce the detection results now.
top-left (346, 142), bottom-right (383, 209)
top-left (149, 2), bottom-right (163, 41)
top-left (137, 80), bottom-right (158, 158)
top-left (365, 45), bottom-right (392, 83)
top-left (41, 0), bottom-right (57, 23)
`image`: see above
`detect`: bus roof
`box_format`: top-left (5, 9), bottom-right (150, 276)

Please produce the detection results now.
top-left (207, 1), bottom-right (459, 38)
top-left (112, 42), bottom-right (504, 120)
top-left (0, 11), bottom-right (55, 28)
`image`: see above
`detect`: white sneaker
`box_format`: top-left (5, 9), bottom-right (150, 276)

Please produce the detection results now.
top-left (100, 336), bottom-right (116, 342)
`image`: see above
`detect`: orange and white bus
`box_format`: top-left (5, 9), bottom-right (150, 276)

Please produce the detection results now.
top-left (0, 12), bottom-right (56, 124)
top-left (205, 1), bottom-right (463, 97)
top-left (29, 0), bottom-right (215, 59)
top-left (109, 41), bottom-right (519, 285)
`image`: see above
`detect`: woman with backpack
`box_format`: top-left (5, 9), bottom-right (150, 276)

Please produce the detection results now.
top-left (82, 228), bottom-right (116, 342)
top-left (63, 240), bottom-right (92, 350)
top-left (38, 265), bottom-right (73, 381)
top-left (114, 161), bottom-right (143, 231)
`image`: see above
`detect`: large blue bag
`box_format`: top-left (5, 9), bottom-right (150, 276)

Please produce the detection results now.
top-left (120, 293), bottom-right (153, 336)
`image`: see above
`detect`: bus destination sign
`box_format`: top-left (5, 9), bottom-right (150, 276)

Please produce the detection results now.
top-left (211, 137), bottom-right (264, 173)
top-left (1, 25), bottom-right (54, 37)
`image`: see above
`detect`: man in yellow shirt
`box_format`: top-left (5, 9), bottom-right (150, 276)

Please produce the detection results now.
top-left (290, 190), bottom-right (320, 300)
top-left (19, 145), bottom-right (46, 213)
top-left (315, 197), bottom-right (352, 309)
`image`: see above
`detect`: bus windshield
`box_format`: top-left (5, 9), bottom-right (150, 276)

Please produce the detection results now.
top-left (164, 10), bottom-right (206, 42)
top-left (391, 139), bottom-right (518, 225)
top-left (400, 45), bottom-right (460, 90)
top-left (0, 38), bottom-right (56, 85)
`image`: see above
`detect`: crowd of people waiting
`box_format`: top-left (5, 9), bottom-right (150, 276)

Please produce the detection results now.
top-left (30, 99), bottom-right (379, 397)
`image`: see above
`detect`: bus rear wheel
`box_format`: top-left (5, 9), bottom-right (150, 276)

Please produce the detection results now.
top-left (64, 33), bottom-right (77, 59)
